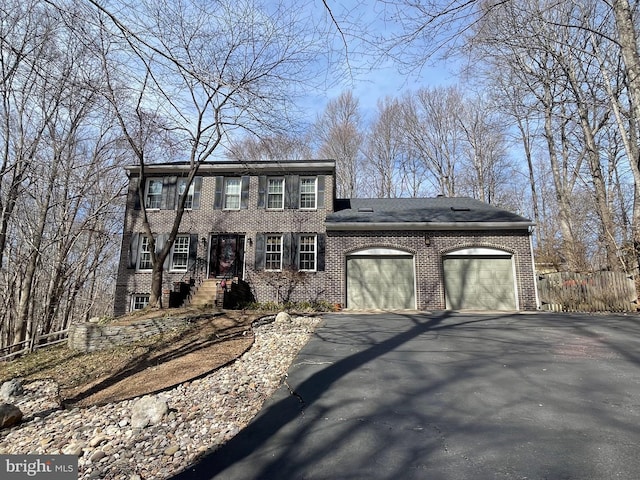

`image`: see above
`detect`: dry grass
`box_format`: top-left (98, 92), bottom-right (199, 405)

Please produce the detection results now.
top-left (0, 308), bottom-right (263, 407)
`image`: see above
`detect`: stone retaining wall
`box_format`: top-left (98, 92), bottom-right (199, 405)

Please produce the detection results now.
top-left (68, 317), bottom-right (188, 352)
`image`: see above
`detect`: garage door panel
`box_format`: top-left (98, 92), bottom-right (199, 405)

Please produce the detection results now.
top-left (444, 257), bottom-right (516, 310)
top-left (347, 256), bottom-right (415, 310)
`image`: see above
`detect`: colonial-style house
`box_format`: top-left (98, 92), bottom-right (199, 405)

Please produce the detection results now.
top-left (113, 159), bottom-right (538, 315)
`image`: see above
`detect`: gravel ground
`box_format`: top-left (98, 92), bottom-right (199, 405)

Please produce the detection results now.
top-left (0, 315), bottom-right (321, 480)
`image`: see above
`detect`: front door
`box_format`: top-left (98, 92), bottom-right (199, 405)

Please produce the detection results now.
top-left (208, 234), bottom-right (245, 279)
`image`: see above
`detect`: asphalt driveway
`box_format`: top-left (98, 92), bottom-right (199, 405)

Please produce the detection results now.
top-left (173, 311), bottom-right (640, 480)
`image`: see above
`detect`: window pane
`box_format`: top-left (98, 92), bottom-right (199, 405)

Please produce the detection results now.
top-left (146, 179), bottom-right (163, 209)
top-left (177, 180), bottom-right (194, 209)
top-left (300, 177), bottom-right (316, 209)
top-left (299, 235), bottom-right (316, 271)
top-left (139, 236), bottom-right (152, 270)
top-left (132, 294), bottom-right (150, 310)
top-left (267, 178), bottom-right (284, 209)
top-left (172, 236), bottom-right (189, 271)
top-left (265, 235), bottom-right (282, 270)
top-left (224, 178), bottom-right (241, 209)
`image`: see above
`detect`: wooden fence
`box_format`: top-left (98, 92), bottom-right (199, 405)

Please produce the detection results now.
top-left (0, 329), bottom-right (69, 362)
top-left (538, 271), bottom-right (637, 312)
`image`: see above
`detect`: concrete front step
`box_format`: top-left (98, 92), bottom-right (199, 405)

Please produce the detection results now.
top-left (187, 279), bottom-right (225, 307)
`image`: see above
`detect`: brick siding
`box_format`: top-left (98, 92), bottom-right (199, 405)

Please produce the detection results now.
top-left (114, 163), bottom-right (334, 315)
top-left (325, 229), bottom-right (537, 311)
top-left (114, 161), bottom-right (537, 315)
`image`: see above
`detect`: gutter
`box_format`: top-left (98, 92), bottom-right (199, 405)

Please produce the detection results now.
top-left (124, 160), bottom-right (336, 174)
top-left (325, 221), bottom-right (535, 231)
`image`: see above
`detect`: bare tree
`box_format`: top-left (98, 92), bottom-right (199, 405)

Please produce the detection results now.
top-left (315, 90), bottom-right (365, 197)
top-left (227, 133), bottom-right (314, 161)
top-left (457, 94), bottom-right (513, 205)
top-left (402, 86), bottom-right (464, 197)
top-left (0, 0), bottom-right (126, 349)
top-left (363, 97), bottom-right (407, 198)
top-left (83, 0), bottom-right (333, 307)
top-left (359, 0), bottom-right (640, 272)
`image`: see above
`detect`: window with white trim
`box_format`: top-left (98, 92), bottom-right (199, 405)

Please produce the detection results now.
top-left (171, 235), bottom-right (190, 271)
top-left (145, 179), bottom-right (163, 209)
top-left (299, 177), bottom-right (317, 209)
top-left (132, 294), bottom-right (150, 310)
top-left (265, 235), bottom-right (282, 271)
top-left (224, 178), bottom-right (241, 210)
top-left (138, 236), bottom-right (152, 271)
top-left (267, 177), bottom-right (284, 209)
top-left (298, 235), bottom-right (316, 271)
top-left (177, 179), bottom-right (195, 209)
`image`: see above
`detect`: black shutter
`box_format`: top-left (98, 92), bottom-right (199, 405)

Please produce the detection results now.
top-left (192, 177), bottom-right (202, 210)
top-left (317, 234), bottom-right (326, 271)
top-left (290, 233), bottom-right (299, 270)
top-left (254, 233), bottom-right (265, 270)
top-left (283, 233), bottom-right (293, 268)
top-left (157, 234), bottom-right (170, 270)
top-left (241, 176), bottom-right (250, 209)
top-left (257, 176), bottom-right (266, 209)
top-left (285, 175), bottom-right (299, 209)
top-left (128, 233), bottom-right (140, 269)
top-left (214, 176), bottom-right (224, 209)
top-left (188, 234), bottom-right (198, 272)
top-left (161, 177), bottom-right (177, 210)
top-left (317, 175), bottom-right (325, 209)
top-left (132, 178), bottom-right (141, 210)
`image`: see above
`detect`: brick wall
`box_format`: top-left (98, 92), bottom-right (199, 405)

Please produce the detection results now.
top-left (113, 161), bottom-right (537, 315)
top-left (114, 164), bottom-right (334, 315)
top-left (325, 229), bottom-right (537, 311)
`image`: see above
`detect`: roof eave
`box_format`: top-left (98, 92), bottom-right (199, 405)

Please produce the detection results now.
top-left (125, 160), bottom-right (336, 174)
top-left (325, 221), bottom-right (535, 231)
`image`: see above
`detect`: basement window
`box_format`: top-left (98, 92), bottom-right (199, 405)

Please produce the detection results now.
top-left (131, 294), bottom-right (150, 311)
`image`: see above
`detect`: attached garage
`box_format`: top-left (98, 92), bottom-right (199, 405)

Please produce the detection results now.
top-left (346, 249), bottom-right (416, 310)
top-left (443, 248), bottom-right (517, 310)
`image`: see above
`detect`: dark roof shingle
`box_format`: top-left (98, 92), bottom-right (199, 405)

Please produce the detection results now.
top-left (326, 197), bottom-right (533, 229)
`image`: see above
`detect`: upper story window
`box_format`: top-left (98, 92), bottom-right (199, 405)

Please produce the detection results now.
top-left (265, 235), bottom-right (283, 271)
top-left (224, 177), bottom-right (241, 210)
top-left (145, 179), bottom-right (163, 209)
top-left (299, 177), bottom-right (317, 210)
top-left (267, 177), bottom-right (284, 209)
top-left (258, 175), bottom-right (323, 210)
top-left (177, 179), bottom-right (195, 209)
top-left (138, 236), bottom-right (153, 271)
top-left (137, 176), bottom-right (201, 211)
top-left (171, 235), bottom-right (190, 271)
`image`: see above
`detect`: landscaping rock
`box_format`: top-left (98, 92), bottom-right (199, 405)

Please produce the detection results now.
top-left (0, 403), bottom-right (23, 429)
top-left (275, 311), bottom-right (291, 324)
top-left (0, 378), bottom-right (23, 401)
top-left (131, 395), bottom-right (168, 429)
top-left (0, 315), bottom-right (321, 479)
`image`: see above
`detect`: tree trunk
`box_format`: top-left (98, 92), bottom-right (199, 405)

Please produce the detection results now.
top-left (612, 0), bottom-right (640, 272)
top-left (564, 65), bottom-right (621, 270)
top-left (543, 81), bottom-right (581, 270)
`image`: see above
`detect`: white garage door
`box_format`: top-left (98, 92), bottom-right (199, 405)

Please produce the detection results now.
top-left (443, 255), bottom-right (516, 310)
top-left (347, 254), bottom-right (415, 310)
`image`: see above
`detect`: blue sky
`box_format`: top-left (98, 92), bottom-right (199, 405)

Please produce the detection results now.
top-left (300, 0), bottom-right (460, 123)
